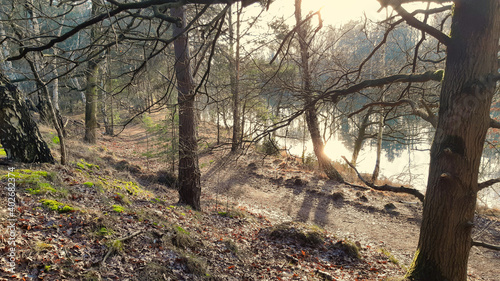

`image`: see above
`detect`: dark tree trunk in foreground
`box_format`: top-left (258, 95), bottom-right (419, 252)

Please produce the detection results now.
top-left (295, 0), bottom-right (343, 182)
top-left (405, 1), bottom-right (500, 280)
top-left (0, 74), bottom-right (54, 163)
top-left (172, 6), bottom-right (201, 211)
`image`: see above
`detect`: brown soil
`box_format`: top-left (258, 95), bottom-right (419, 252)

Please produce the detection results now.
top-left (106, 118), bottom-right (500, 280)
top-left (1, 117), bottom-right (497, 280)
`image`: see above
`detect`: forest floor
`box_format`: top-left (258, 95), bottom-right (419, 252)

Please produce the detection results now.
top-left (0, 114), bottom-right (499, 281)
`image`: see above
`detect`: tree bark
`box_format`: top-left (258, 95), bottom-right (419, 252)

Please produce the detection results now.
top-left (0, 73), bottom-right (54, 163)
top-left (294, 0), bottom-right (343, 182)
top-left (26, 57), bottom-right (67, 165)
top-left (351, 108), bottom-right (372, 167)
top-left (84, 0), bottom-right (100, 144)
top-left (405, 1), bottom-right (500, 280)
top-left (371, 108), bottom-right (384, 183)
top-left (171, 6), bottom-right (201, 211)
top-left (84, 59), bottom-right (99, 143)
top-left (229, 3), bottom-right (242, 152)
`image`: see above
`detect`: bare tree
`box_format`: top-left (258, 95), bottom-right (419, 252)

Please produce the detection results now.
top-left (172, 6), bottom-right (201, 210)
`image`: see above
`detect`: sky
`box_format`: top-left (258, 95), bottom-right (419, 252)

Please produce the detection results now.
top-left (266, 0), bottom-right (387, 27)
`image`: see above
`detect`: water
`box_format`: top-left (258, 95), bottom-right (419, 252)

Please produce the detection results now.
top-left (278, 134), bottom-right (500, 209)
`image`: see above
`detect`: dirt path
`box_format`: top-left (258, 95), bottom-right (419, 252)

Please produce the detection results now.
top-left (101, 120), bottom-right (500, 280)
top-left (198, 151), bottom-right (500, 281)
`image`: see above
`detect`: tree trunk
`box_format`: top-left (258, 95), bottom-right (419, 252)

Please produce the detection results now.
top-left (294, 0), bottom-right (343, 182)
top-left (405, 1), bottom-right (500, 280)
top-left (84, 59), bottom-right (99, 143)
top-left (171, 6), bottom-right (201, 211)
top-left (0, 73), bottom-right (54, 163)
top-left (371, 108), bottom-right (384, 183)
top-left (26, 57), bottom-right (67, 165)
top-left (84, 0), bottom-right (100, 144)
top-left (229, 3), bottom-right (242, 152)
top-left (351, 108), bottom-right (372, 167)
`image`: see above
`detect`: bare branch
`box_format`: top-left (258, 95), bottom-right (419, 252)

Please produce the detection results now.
top-left (478, 178), bottom-right (500, 191)
top-left (7, 0), bottom-right (260, 61)
top-left (472, 240), bottom-right (500, 251)
top-left (323, 70), bottom-right (443, 103)
top-left (490, 118), bottom-right (500, 129)
top-left (269, 11), bottom-right (321, 65)
top-left (347, 98), bottom-right (438, 128)
top-left (342, 156), bottom-right (425, 202)
top-left (390, 3), bottom-right (451, 46)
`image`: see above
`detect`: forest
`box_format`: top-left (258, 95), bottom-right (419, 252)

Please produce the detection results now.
top-left (0, 0), bottom-right (499, 280)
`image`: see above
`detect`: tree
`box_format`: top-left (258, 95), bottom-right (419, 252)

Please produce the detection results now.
top-left (84, 0), bottom-right (101, 144)
top-left (398, 0), bottom-right (500, 280)
top-left (294, 0), bottom-right (343, 182)
top-left (228, 3), bottom-right (242, 152)
top-left (172, 6), bottom-right (201, 210)
top-left (0, 73), bottom-right (54, 163)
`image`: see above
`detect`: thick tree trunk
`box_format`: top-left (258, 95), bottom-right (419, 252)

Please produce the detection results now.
top-left (171, 6), bottom-right (201, 211)
top-left (84, 60), bottom-right (99, 144)
top-left (305, 106), bottom-right (343, 182)
top-left (294, 0), bottom-right (343, 182)
top-left (0, 74), bottom-right (54, 163)
top-left (405, 1), bottom-right (500, 280)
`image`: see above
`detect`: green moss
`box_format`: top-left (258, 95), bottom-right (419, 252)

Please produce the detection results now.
top-left (0, 148), bottom-right (6, 157)
top-left (112, 205), bottom-right (125, 213)
top-left (76, 159), bottom-right (100, 170)
top-left (380, 248), bottom-right (405, 269)
top-left (97, 227), bottom-right (113, 236)
top-left (1, 169), bottom-right (49, 182)
top-left (1, 170), bottom-right (60, 195)
top-left (110, 240), bottom-right (123, 252)
top-left (52, 136), bottom-right (60, 144)
top-left (404, 249), bottom-right (446, 281)
top-left (27, 182), bottom-right (57, 195)
top-left (83, 182), bottom-right (94, 187)
top-left (218, 209), bottom-right (246, 218)
top-left (175, 225), bottom-right (190, 235)
top-left (40, 199), bottom-right (74, 213)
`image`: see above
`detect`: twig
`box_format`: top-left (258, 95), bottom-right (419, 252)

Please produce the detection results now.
top-left (472, 240), bottom-right (500, 251)
top-left (341, 156), bottom-right (425, 202)
top-left (101, 230), bottom-right (142, 266)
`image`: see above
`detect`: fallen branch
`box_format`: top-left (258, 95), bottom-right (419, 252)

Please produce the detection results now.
top-left (341, 156), bottom-right (425, 202)
top-left (101, 230), bottom-right (142, 266)
top-left (472, 240), bottom-right (500, 251)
